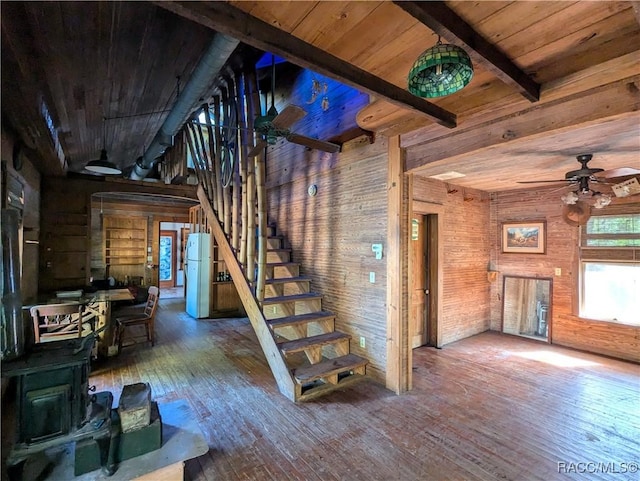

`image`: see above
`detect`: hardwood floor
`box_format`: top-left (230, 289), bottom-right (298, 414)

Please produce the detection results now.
top-left (89, 298), bottom-right (640, 480)
top-left (159, 286), bottom-right (184, 299)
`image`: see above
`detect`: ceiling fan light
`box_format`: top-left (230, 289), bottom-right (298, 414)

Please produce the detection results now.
top-left (408, 38), bottom-right (474, 98)
top-left (561, 191), bottom-right (579, 205)
top-left (266, 134), bottom-right (278, 145)
top-left (85, 149), bottom-right (122, 175)
top-left (593, 193), bottom-right (612, 209)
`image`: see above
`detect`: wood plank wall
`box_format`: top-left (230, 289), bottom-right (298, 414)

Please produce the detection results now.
top-left (39, 177), bottom-right (195, 292)
top-left (262, 65), bottom-right (370, 191)
top-left (1, 130), bottom-right (41, 301)
top-left (412, 176), bottom-right (492, 345)
top-left (39, 178), bottom-right (91, 291)
top-left (266, 136), bottom-right (389, 383)
top-left (490, 188), bottom-right (640, 362)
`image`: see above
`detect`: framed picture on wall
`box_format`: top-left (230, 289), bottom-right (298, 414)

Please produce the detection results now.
top-left (501, 221), bottom-right (546, 254)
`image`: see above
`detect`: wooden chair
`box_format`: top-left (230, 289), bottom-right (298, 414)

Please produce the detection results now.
top-left (116, 286), bottom-right (160, 349)
top-left (30, 303), bottom-right (86, 343)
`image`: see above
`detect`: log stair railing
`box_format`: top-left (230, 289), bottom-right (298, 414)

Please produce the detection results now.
top-left (181, 67), bottom-right (367, 401)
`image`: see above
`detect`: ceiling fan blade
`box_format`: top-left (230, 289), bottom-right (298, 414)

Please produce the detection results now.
top-left (287, 133), bottom-right (341, 153)
top-left (517, 180), bottom-right (571, 184)
top-left (272, 105), bottom-right (307, 130)
top-left (248, 139), bottom-right (268, 158)
top-left (596, 167), bottom-right (640, 178)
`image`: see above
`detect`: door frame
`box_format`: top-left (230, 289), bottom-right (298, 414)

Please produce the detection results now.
top-left (410, 213), bottom-right (440, 348)
top-left (410, 215), bottom-right (428, 349)
top-left (410, 201), bottom-right (443, 349)
top-left (159, 230), bottom-right (177, 289)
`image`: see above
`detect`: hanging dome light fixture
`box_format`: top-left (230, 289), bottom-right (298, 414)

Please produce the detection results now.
top-left (85, 148), bottom-right (122, 175)
top-left (408, 36), bottom-right (474, 98)
top-left (85, 117), bottom-right (122, 175)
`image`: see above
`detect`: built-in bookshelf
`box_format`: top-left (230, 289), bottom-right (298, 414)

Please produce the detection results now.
top-left (103, 215), bottom-right (147, 283)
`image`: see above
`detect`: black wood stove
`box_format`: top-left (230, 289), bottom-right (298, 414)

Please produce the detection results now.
top-left (2, 336), bottom-right (117, 478)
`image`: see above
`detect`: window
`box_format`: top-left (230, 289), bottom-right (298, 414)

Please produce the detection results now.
top-left (580, 213), bottom-right (640, 325)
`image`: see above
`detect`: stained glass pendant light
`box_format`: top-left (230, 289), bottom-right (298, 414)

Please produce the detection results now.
top-left (408, 36), bottom-right (474, 98)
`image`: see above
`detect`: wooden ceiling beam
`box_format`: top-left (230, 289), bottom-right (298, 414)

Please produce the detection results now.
top-left (358, 50), bottom-right (640, 140)
top-left (405, 78), bottom-right (639, 172)
top-left (157, 1), bottom-right (457, 129)
top-left (393, 1), bottom-right (541, 102)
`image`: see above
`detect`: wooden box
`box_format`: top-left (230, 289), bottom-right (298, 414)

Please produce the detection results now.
top-left (119, 383), bottom-right (151, 433)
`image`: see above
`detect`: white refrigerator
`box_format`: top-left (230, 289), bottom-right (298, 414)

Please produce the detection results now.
top-left (185, 233), bottom-right (211, 318)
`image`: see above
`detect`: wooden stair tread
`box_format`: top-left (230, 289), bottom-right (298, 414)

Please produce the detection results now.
top-left (266, 262), bottom-right (298, 268)
top-left (261, 293), bottom-right (322, 305)
top-left (293, 354), bottom-right (368, 383)
top-left (278, 331), bottom-right (350, 353)
top-left (297, 374), bottom-right (368, 402)
top-left (265, 276), bottom-right (311, 284)
top-left (267, 311), bottom-right (335, 329)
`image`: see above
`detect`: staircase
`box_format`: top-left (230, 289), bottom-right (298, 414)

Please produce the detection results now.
top-left (259, 224), bottom-right (368, 401)
top-left (194, 192), bottom-right (368, 401)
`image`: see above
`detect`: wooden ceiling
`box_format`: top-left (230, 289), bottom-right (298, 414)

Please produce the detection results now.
top-left (2, 1), bottom-right (639, 192)
top-left (1, 2), bottom-right (215, 176)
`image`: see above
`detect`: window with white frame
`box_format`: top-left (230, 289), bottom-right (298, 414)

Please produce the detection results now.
top-left (579, 212), bottom-right (640, 325)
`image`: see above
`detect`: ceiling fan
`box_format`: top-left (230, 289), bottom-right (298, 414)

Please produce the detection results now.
top-left (247, 55), bottom-right (340, 158)
top-left (518, 153), bottom-right (640, 225)
top-left (518, 153), bottom-right (640, 194)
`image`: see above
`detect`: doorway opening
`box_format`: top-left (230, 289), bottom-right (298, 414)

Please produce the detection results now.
top-left (159, 222), bottom-right (189, 298)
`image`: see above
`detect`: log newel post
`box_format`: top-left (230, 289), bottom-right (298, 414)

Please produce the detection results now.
top-left (203, 104), bottom-right (219, 215)
top-left (238, 71), bottom-right (249, 268)
top-left (245, 70), bottom-right (260, 285)
top-left (212, 96), bottom-right (225, 227)
top-left (220, 85), bottom-right (233, 236)
top-left (255, 149), bottom-right (267, 301)
top-left (227, 75), bottom-right (241, 255)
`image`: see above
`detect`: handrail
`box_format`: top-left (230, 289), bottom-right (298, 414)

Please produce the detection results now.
top-left (184, 68), bottom-right (280, 391)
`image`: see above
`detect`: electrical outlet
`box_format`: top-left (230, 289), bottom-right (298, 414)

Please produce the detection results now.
top-left (555, 268), bottom-right (562, 276)
top-left (359, 336), bottom-right (366, 348)
top-left (369, 272), bottom-right (375, 283)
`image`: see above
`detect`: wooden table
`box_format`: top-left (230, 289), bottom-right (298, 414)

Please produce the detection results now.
top-left (24, 288), bottom-right (135, 358)
top-left (83, 289), bottom-right (135, 357)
